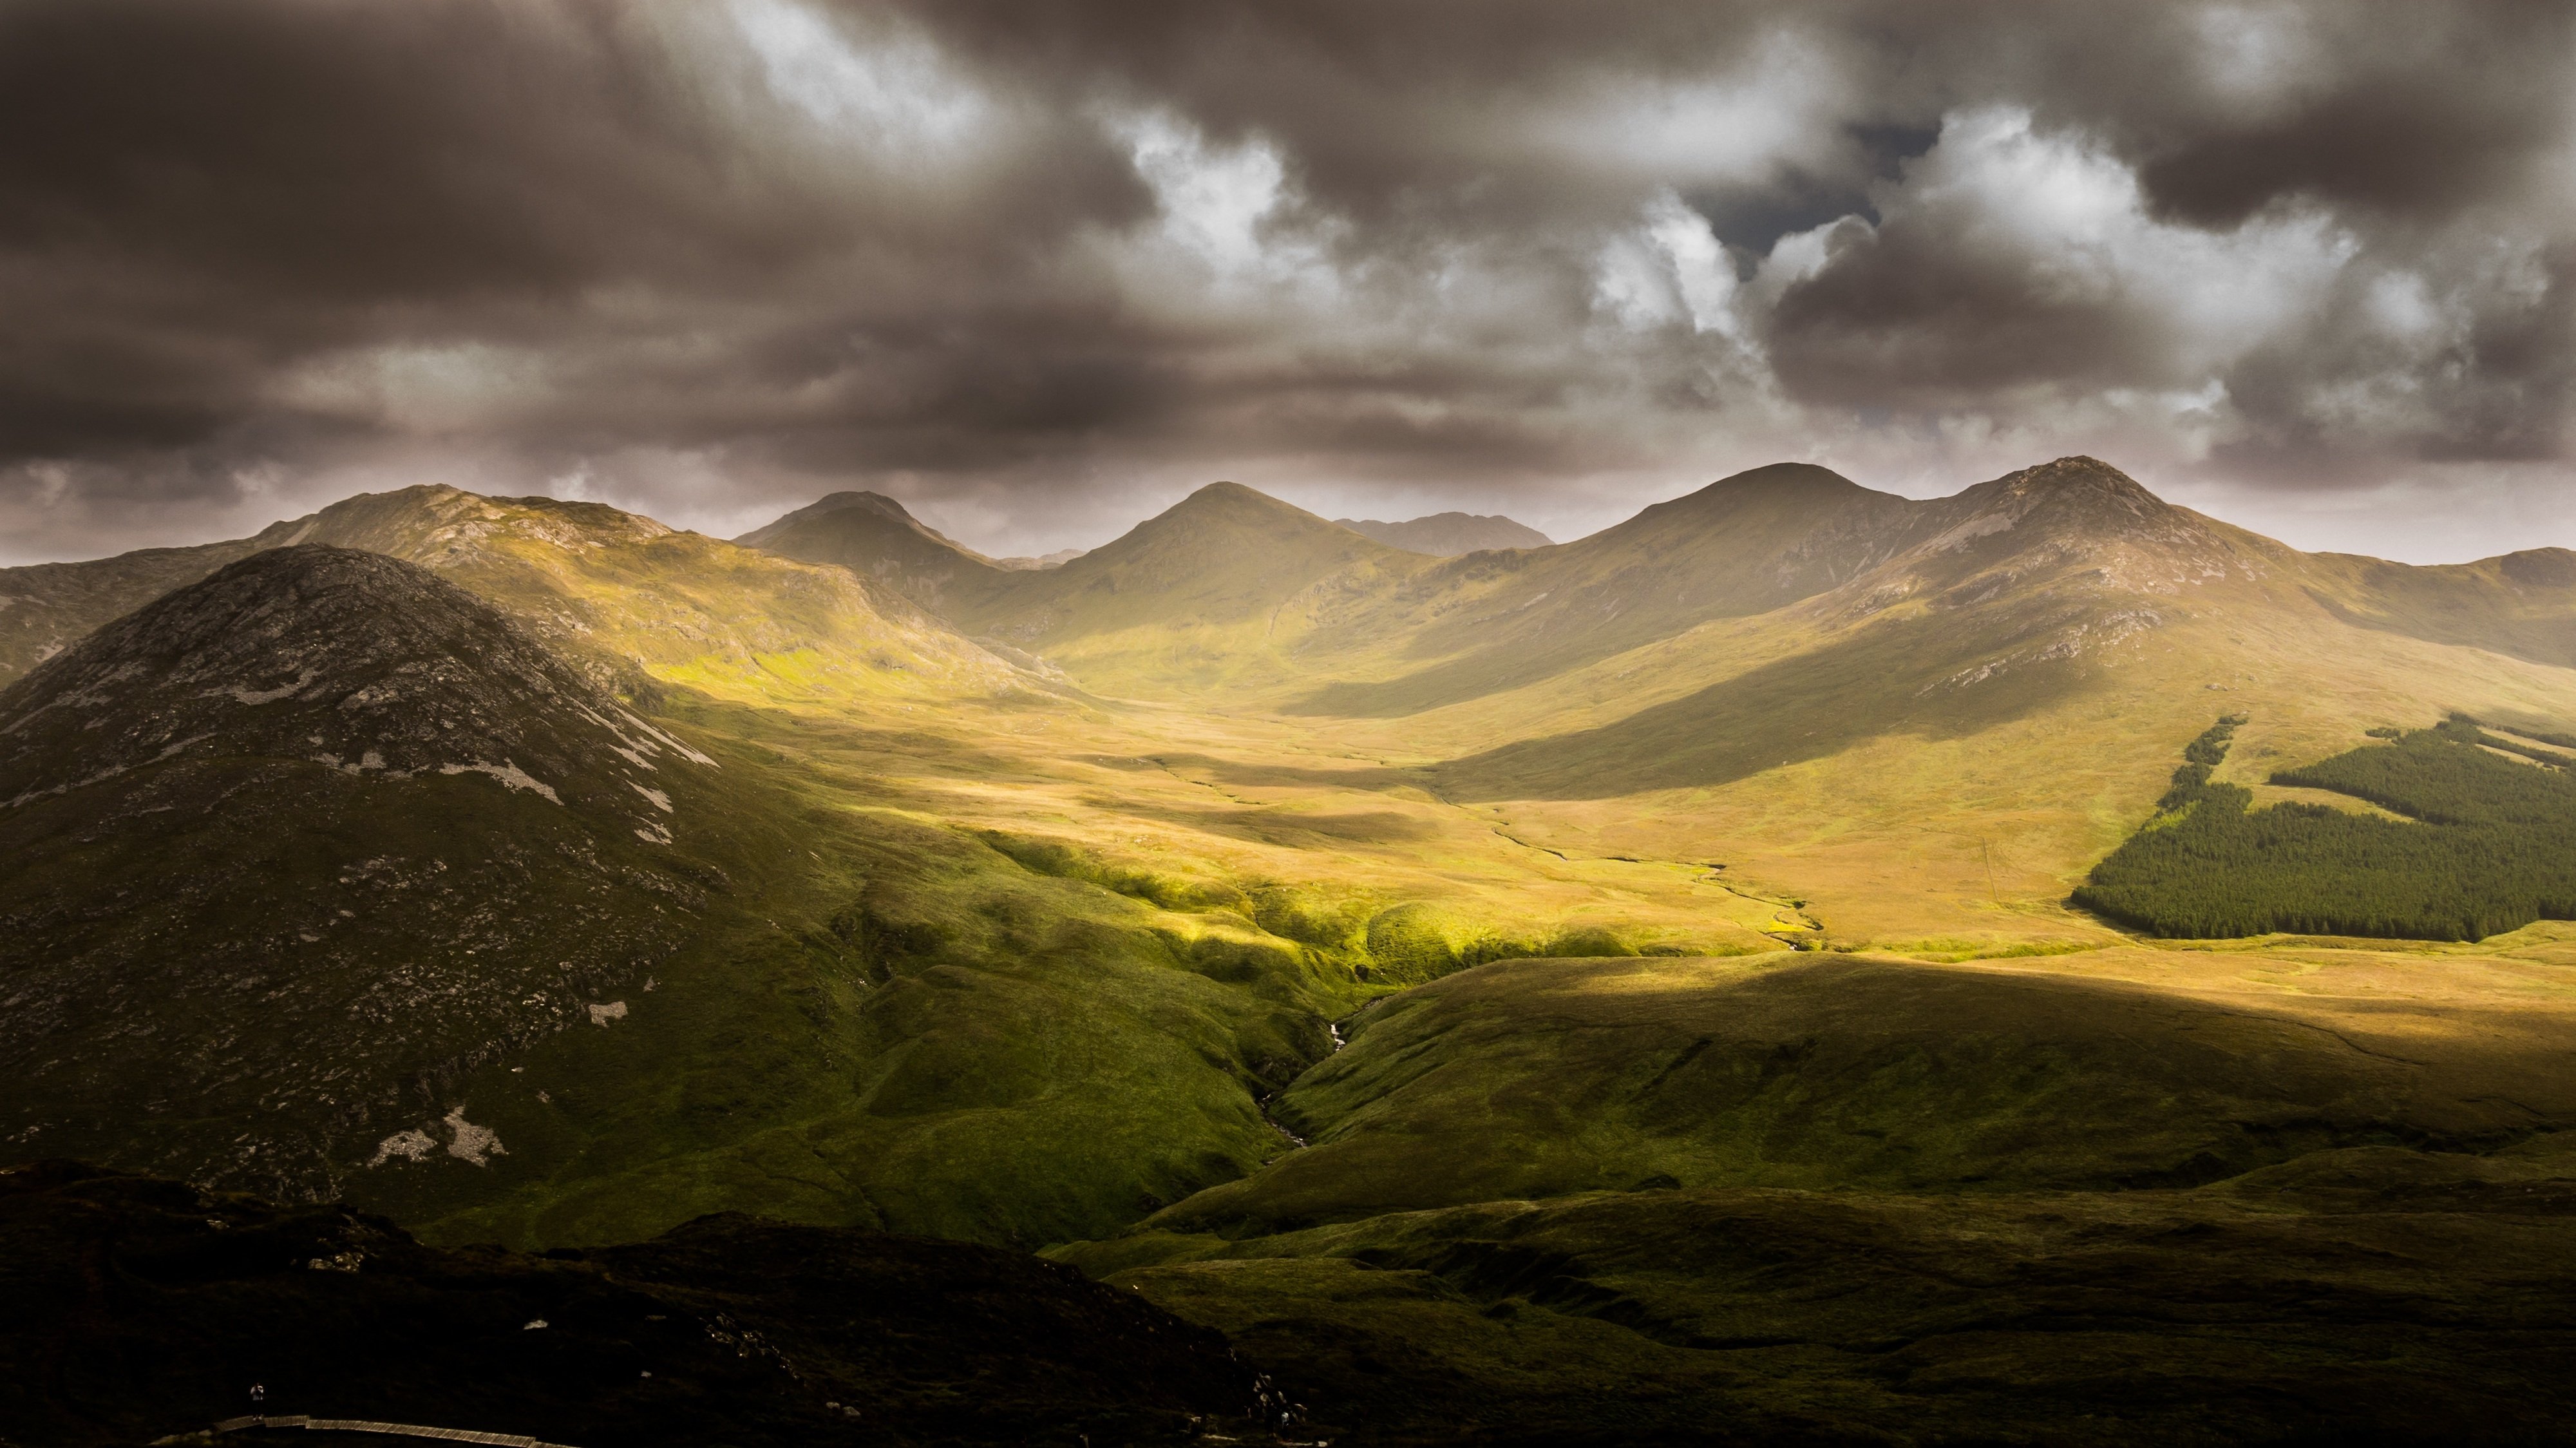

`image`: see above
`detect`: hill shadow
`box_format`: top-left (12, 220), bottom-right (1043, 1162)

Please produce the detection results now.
top-left (1428, 609), bottom-right (2090, 802)
top-left (2305, 582), bottom-right (2576, 672)
top-left (1289, 636), bottom-right (1657, 719)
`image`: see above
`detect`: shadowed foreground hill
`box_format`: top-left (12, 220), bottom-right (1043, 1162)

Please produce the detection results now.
top-left (0, 1161), bottom-right (1271, 1448)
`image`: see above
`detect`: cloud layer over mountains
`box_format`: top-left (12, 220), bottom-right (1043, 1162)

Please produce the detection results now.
top-left (1, 0), bottom-right (2570, 561)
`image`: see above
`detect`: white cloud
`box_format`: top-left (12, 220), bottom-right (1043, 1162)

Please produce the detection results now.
top-left (728, 0), bottom-right (994, 164)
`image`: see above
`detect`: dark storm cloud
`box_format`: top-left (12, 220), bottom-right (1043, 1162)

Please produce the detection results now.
top-left (0, 0), bottom-right (1148, 456)
top-left (0, 0), bottom-right (2570, 562)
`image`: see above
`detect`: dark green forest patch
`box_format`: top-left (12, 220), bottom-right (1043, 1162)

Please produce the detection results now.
top-left (2076, 715), bottom-right (2576, 940)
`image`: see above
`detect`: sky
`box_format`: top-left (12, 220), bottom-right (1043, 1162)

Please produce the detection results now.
top-left (1, 0), bottom-right (2572, 564)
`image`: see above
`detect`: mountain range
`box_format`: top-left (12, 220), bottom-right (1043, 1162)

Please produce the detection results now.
top-left (8, 455), bottom-right (2576, 1443)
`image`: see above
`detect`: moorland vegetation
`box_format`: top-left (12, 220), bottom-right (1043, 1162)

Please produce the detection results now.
top-left (8, 456), bottom-right (2576, 1443)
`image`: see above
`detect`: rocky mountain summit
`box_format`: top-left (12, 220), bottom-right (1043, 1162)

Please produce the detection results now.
top-left (0, 547), bottom-right (726, 1201)
top-left (0, 545), bottom-right (707, 821)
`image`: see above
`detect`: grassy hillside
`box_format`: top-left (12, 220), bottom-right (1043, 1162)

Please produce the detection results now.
top-left (1058, 940), bottom-right (2576, 1443)
top-left (1292, 461), bottom-right (1930, 716)
top-left (2, 532), bottom-right (1777, 1252)
top-left (1125, 948), bottom-right (2576, 1235)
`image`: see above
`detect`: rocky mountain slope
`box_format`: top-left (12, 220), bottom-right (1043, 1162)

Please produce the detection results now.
top-left (0, 547), bottom-right (728, 1199)
top-left (1336, 511), bottom-right (1551, 555)
top-left (0, 485), bottom-right (1030, 708)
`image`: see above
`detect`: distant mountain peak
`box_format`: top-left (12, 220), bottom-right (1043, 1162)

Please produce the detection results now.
top-left (777, 490), bottom-right (922, 526)
top-left (1115, 481), bottom-right (1363, 548)
top-left (1170, 480), bottom-right (1312, 519)
top-left (1337, 513), bottom-right (1552, 556)
top-left (739, 490), bottom-right (971, 551)
top-left (1685, 461), bottom-right (1866, 500)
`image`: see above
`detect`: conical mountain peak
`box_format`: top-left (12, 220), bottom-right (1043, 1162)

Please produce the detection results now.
top-left (739, 490), bottom-right (945, 544)
top-left (1162, 480), bottom-right (1336, 526)
top-left (1074, 482), bottom-right (1388, 564)
top-left (735, 489), bottom-right (1007, 614)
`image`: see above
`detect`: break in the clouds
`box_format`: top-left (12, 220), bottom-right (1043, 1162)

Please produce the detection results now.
top-left (0, 0), bottom-right (2571, 563)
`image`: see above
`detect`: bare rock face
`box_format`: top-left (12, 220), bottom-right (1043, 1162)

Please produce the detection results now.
top-left (0, 547), bottom-right (723, 1202)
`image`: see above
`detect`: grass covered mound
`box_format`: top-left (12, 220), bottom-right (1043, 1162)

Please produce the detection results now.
top-left (2077, 715), bottom-right (2576, 940)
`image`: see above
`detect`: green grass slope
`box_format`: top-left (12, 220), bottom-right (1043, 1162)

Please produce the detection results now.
top-left (1128, 951), bottom-right (2576, 1237)
top-left (1061, 943), bottom-right (2576, 1443)
top-left (0, 545), bottom-right (1388, 1252)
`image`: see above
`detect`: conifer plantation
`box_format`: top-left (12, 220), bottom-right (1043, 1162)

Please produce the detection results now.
top-left (2080, 716), bottom-right (2576, 940)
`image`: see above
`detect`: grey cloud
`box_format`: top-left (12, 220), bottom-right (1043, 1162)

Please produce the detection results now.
top-left (0, 0), bottom-right (2571, 564)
